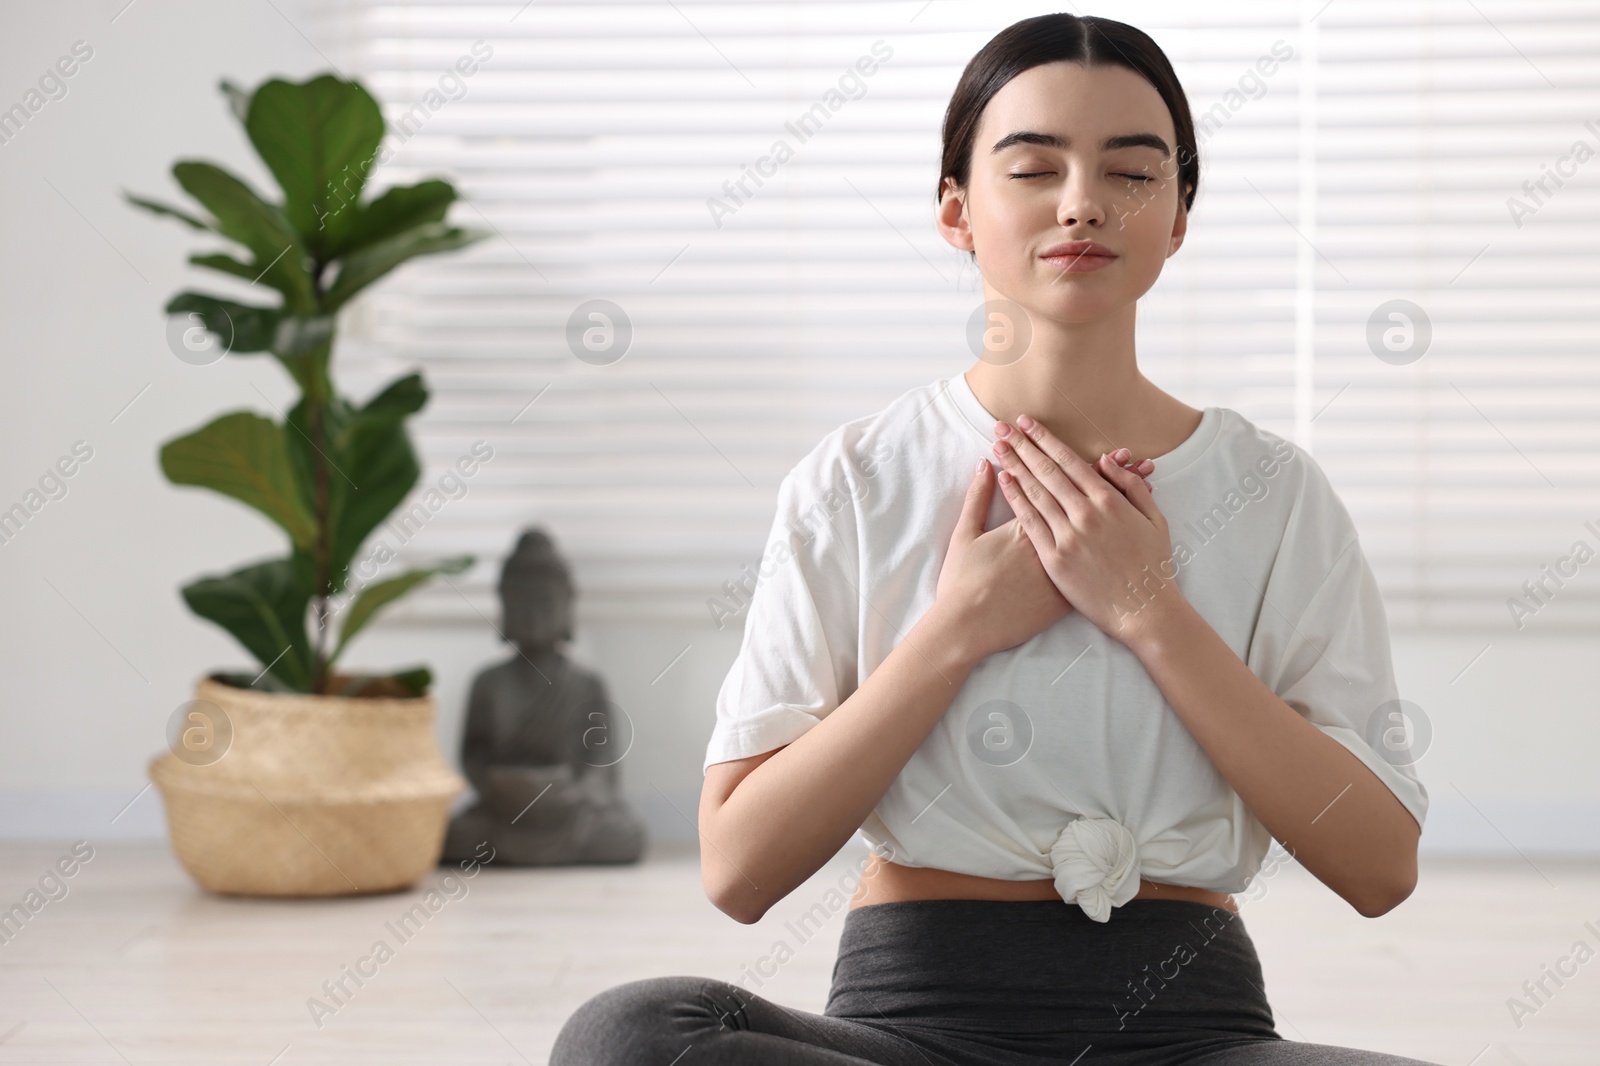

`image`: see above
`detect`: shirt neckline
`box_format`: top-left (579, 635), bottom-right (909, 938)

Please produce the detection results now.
top-left (941, 369), bottom-right (1222, 483)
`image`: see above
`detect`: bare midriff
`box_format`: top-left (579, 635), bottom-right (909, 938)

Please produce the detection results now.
top-left (848, 852), bottom-right (1238, 913)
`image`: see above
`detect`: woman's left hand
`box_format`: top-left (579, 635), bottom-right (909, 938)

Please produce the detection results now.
top-left (989, 415), bottom-right (1185, 647)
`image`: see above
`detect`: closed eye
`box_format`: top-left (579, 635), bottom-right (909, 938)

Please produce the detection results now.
top-left (1008, 171), bottom-right (1154, 182)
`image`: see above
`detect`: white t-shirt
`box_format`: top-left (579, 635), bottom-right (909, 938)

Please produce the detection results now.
top-left (704, 372), bottom-right (1429, 922)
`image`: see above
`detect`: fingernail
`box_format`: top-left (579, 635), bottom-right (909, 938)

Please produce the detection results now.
top-left (1017, 415), bottom-right (1036, 431)
top-left (994, 421), bottom-right (1011, 438)
top-left (1113, 447), bottom-right (1131, 461)
top-left (974, 459), bottom-right (986, 475)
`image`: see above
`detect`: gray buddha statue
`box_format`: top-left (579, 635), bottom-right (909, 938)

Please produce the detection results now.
top-left (440, 529), bottom-right (647, 866)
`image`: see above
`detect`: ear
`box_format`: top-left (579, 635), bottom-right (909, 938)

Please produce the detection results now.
top-left (1167, 195), bottom-right (1188, 258)
top-left (936, 176), bottom-right (974, 255)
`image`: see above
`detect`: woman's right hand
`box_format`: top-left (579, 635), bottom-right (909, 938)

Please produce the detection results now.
top-left (933, 458), bottom-right (1073, 661)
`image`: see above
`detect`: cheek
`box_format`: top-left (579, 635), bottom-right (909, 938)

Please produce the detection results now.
top-left (1112, 184), bottom-right (1172, 236)
top-left (1112, 192), bottom-right (1179, 267)
top-left (970, 191), bottom-right (1044, 275)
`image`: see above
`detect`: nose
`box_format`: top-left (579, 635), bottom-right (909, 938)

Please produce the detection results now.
top-left (1056, 167), bottom-right (1105, 228)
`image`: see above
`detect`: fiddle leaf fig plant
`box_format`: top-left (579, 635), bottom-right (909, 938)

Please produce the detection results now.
top-left (126, 74), bottom-right (488, 696)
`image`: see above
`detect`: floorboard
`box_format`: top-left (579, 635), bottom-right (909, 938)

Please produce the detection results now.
top-left (0, 842), bottom-right (1593, 1064)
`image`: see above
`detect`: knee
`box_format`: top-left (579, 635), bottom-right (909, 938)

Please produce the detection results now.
top-left (550, 975), bottom-right (745, 1066)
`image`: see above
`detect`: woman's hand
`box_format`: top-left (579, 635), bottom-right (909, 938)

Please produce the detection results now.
top-left (988, 416), bottom-right (1183, 648)
top-left (933, 458), bottom-right (1072, 661)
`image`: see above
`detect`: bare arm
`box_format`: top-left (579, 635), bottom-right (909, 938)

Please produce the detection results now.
top-left (698, 458), bottom-right (1071, 924)
top-left (698, 603), bottom-right (981, 924)
top-left (1127, 601), bottom-right (1419, 917)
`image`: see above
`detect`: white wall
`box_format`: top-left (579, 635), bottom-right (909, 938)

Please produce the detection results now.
top-left (1, 1), bottom-right (1595, 856)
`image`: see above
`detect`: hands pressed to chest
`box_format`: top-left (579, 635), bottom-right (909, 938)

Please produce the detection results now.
top-left (930, 413), bottom-right (1173, 665)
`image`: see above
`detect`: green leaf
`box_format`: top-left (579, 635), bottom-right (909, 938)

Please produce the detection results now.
top-left (283, 375), bottom-right (429, 596)
top-left (171, 161), bottom-right (315, 310)
top-left (162, 292), bottom-right (321, 388)
top-left (244, 75), bottom-right (385, 260)
top-left (124, 191), bottom-right (216, 232)
top-left (165, 291), bottom-right (281, 354)
top-left (188, 252), bottom-right (263, 285)
top-left (330, 419), bottom-right (421, 583)
top-left (272, 314), bottom-right (336, 355)
top-left (323, 221), bottom-right (489, 311)
top-left (218, 78), bottom-right (250, 124)
top-left (354, 372), bottom-right (427, 423)
top-left (329, 556), bottom-right (471, 663)
top-left (181, 557), bottom-right (314, 691)
top-left (160, 411), bottom-right (319, 549)
top-left (324, 377), bottom-right (432, 576)
top-left (387, 666), bottom-right (432, 696)
top-left (332, 180), bottom-right (456, 259)
top-left (324, 666), bottom-right (433, 698)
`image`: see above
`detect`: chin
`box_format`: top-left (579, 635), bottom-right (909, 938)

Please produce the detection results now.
top-left (1025, 290), bottom-right (1124, 324)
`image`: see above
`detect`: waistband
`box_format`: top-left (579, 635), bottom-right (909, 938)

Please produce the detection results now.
top-left (825, 899), bottom-right (1279, 1042)
top-left (855, 852), bottom-right (1237, 914)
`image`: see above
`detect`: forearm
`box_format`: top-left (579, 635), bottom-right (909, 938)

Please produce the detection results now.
top-left (705, 603), bottom-right (981, 922)
top-left (1129, 600), bottom-right (1420, 917)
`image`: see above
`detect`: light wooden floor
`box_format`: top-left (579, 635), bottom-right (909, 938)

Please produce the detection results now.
top-left (0, 840), bottom-right (1594, 1064)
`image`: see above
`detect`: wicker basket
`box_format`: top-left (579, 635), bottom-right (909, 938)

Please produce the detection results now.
top-left (149, 676), bottom-right (465, 897)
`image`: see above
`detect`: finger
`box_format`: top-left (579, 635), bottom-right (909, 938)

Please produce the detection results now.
top-left (1104, 455), bottom-right (1152, 489)
top-left (1110, 450), bottom-right (1156, 488)
top-left (952, 458), bottom-right (995, 544)
top-left (1111, 448), bottom-right (1154, 473)
top-left (994, 419), bottom-right (1090, 524)
top-left (1119, 455), bottom-right (1154, 486)
top-left (995, 467), bottom-right (1057, 551)
top-left (1096, 451), bottom-right (1163, 523)
top-left (993, 435), bottom-right (1071, 537)
top-left (1011, 416), bottom-right (1121, 514)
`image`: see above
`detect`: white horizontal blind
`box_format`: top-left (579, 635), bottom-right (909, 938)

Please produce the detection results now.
top-left (1301, 0), bottom-right (1600, 632)
top-left (302, 0), bottom-right (1598, 631)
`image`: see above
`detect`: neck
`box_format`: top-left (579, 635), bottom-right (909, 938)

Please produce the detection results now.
top-left (964, 301), bottom-right (1182, 462)
top-left (513, 642), bottom-right (562, 665)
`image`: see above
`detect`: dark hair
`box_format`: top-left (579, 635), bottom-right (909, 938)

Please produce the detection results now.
top-left (938, 13), bottom-right (1199, 215)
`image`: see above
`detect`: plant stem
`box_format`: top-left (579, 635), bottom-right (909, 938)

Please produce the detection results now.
top-left (309, 334), bottom-right (333, 695)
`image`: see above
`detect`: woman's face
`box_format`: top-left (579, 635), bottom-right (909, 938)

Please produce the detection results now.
top-left (938, 61), bottom-right (1188, 324)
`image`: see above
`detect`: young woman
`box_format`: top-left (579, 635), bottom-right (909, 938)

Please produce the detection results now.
top-left (553, 13), bottom-right (1435, 1066)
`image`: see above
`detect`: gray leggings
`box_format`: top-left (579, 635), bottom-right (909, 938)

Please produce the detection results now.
top-left (551, 898), bottom-right (1440, 1065)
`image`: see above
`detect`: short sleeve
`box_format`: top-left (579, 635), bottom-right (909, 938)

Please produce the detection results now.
top-left (703, 461), bottom-right (861, 773)
top-left (1247, 535), bottom-right (1429, 833)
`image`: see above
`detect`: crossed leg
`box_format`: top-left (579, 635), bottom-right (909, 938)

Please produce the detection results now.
top-left (1180, 1037), bottom-right (1442, 1065)
top-left (549, 975), bottom-right (950, 1066)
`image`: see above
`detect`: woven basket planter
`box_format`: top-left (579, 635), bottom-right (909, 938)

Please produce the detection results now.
top-left (149, 676), bottom-right (465, 897)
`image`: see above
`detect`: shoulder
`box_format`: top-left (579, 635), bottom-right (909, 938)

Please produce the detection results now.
top-left (1212, 408), bottom-right (1362, 563)
top-left (779, 377), bottom-right (951, 500)
top-left (466, 658), bottom-right (516, 698)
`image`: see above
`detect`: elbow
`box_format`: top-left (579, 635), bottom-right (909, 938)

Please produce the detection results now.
top-left (699, 840), bottom-right (770, 924)
top-left (716, 896), bottom-right (768, 926)
top-left (1346, 809), bottom-right (1422, 918)
top-left (1349, 859), bottom-right (1418, 919)
top-left (703, 874), bottom-right (769, 925)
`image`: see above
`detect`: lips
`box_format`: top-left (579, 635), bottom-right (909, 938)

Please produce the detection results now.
top-left (1040, 240), bottom-right (1117, 260)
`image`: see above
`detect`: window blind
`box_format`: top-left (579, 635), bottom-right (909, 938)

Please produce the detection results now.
top-left (1292, 1), bottom-right (1600, 633)
top-left (298, 0), bottom-right (1599, 632)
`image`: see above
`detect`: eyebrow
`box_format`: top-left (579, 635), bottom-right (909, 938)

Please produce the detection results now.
top-left (990, 130), bottom-right (1171, 156)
